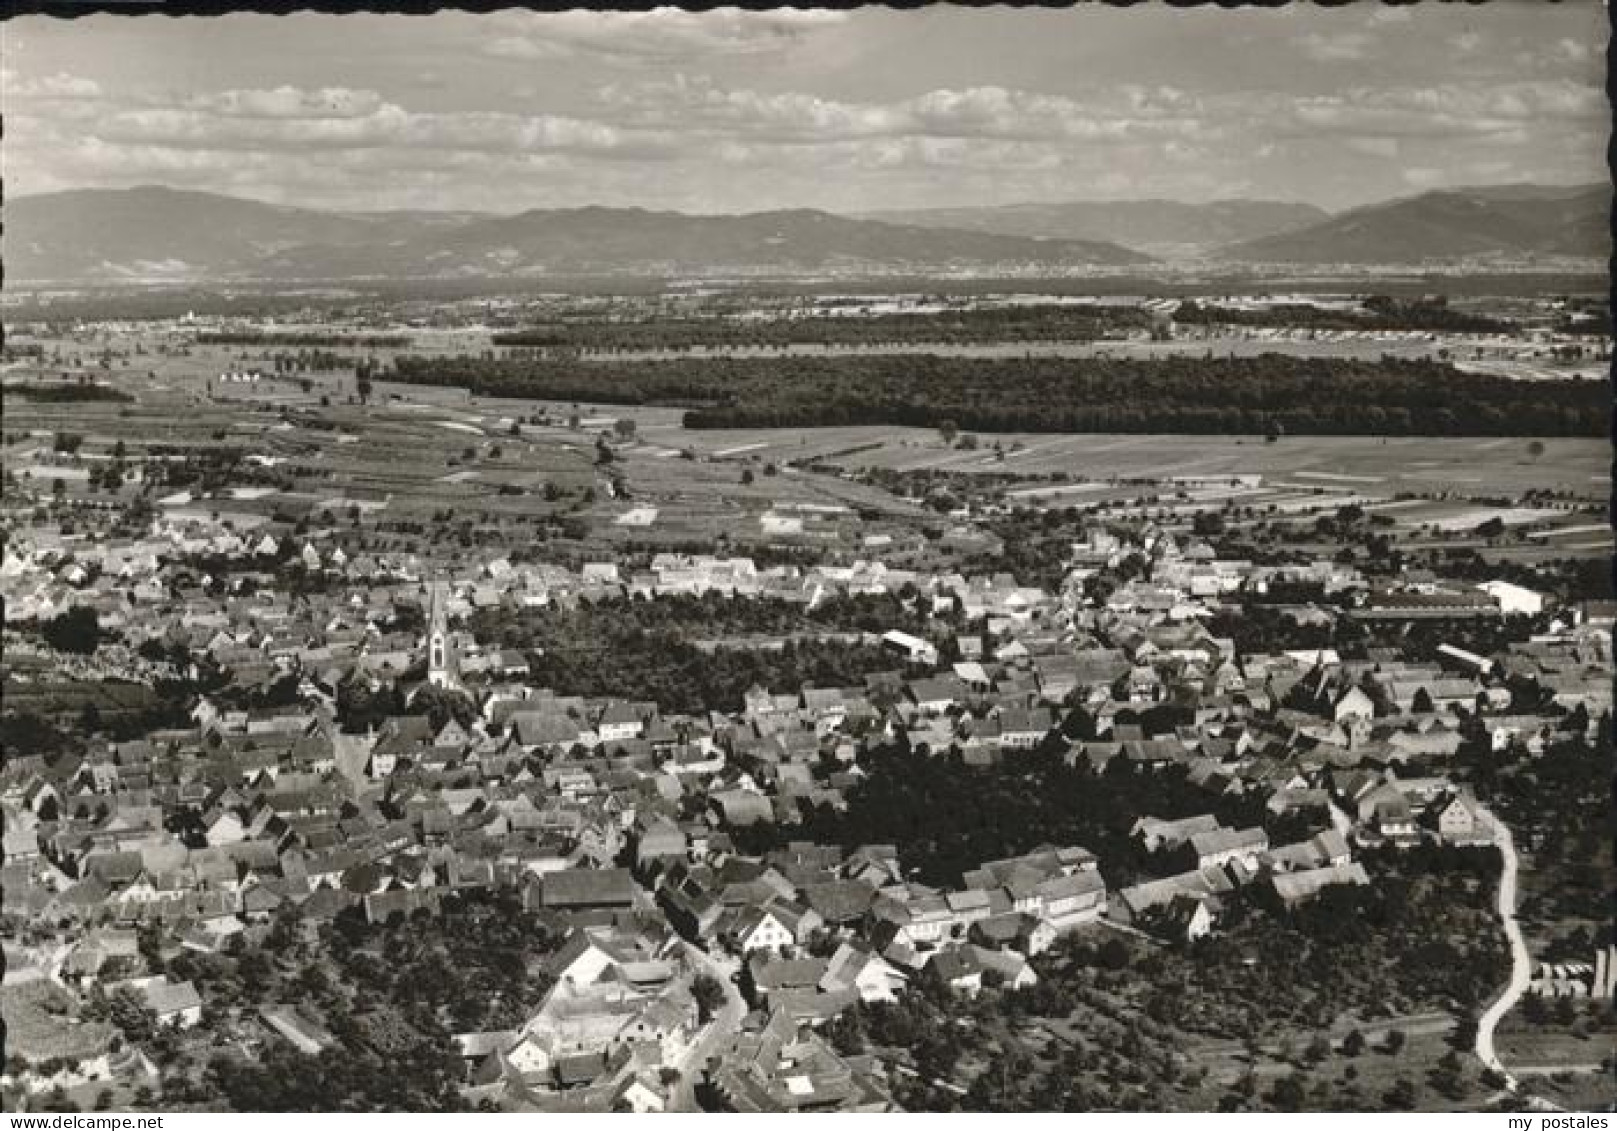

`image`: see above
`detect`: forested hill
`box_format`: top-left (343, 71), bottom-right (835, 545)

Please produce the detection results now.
top-left (387, 352), bottom-right (1607, 437)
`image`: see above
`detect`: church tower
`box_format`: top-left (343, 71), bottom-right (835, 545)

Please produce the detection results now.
top-left (426, 577), bottom-right (460, 690)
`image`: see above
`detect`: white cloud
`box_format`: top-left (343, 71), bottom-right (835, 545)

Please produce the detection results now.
top-left (1557, 37), bottom-right (1592, 63)
top-left (1346, 136), bottom-right (1399, 159)
top-left (89, 90), bottom-right (678, 160)
top-left (1297, 32), bottom-right (1375, 62)
top-left (483, 7), bottom-right (846, 63)
top-left (483, 37), bottom-right (569, 62)
top-left (186, 86), bottom-right (385, 119)
top-left (1401, 167), bottom-right (1447, 188)
top-left (1285, 80), bottom-right (1602, 140)
top-left (598, 77), bottom-right (1207, 147)
top-left (3, 69), bottom-right (103, 100)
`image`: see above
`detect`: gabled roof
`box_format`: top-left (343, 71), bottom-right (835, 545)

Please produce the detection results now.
top-left (541, 867), bottom-right (637, 909)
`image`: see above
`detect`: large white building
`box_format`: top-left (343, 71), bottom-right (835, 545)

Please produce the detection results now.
top-left (1478, 580), bottom-right (1548, 617)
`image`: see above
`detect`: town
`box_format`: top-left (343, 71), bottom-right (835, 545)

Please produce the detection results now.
top-left (2, 311), bottom-right (1611, 1110)
top-left (4, 1), bottom-right (1612, 1117)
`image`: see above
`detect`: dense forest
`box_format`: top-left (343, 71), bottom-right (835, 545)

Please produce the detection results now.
top-left (196, 332), bottom-right (409, 347)
top-left (387, 352), bottom-right (1606, 437)
top-left (1173, 297), bottom-right (1513, 334)
top-left (490, 305), bottom-right (1156, 351)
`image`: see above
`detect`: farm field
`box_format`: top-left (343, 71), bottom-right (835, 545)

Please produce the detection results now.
top-left (10, 353), bottom-right (1607, 566)
top-left (675, 427), bottom-right (1608, 499)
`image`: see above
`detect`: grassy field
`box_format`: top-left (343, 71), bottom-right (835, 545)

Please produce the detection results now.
top-left (676, 426), bottom-right (1608, 498)
top-left (1496, 1007), bottom-right (1616, 1111)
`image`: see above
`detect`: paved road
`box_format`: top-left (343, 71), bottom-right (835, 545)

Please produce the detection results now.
top-left (1475, 812), bottom-right (1529, 1091)
top-left (668, 942), bottom-right (746, 1112)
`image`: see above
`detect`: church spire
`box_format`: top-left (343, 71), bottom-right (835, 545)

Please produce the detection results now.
top-left (426, 576), bottom-right (460, 690)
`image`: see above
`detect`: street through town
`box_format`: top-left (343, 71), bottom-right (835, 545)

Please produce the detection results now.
top-left (1474, 812), bottom-right (1529, 1091)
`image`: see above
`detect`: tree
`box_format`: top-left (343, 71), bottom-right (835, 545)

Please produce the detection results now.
top-left (108, 988), bottom-right (156, 1043)
top-left (613, 418), bottom-right (637, 441)
top-left (692, 973), bottom-right (726, 1024)
top-left (1383, 1077), bottom-right (1418, 1109)
top-left (740, 468), bottom-right (755, 486)
top-left (1449, 1016), bottom-right (1477, 1051)
top-left (938, 420), bottom-right (959, 446)
top-left (42, 606), bottom-right (102, 654)
top-left (1098, 937), bottom-right (1130, 970)
top-left (1269, 1071), bottom-right (1307, 1108)
top-left (1526, 439), bottom-right (1546, 461)
top-left (1341, 1028), bottom-right (1366, 1057)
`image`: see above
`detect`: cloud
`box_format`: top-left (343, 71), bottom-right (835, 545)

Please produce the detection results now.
top-left (598, 77), bottom-right (1208, 147)
top-left (1284, 80), bottom-right (1602, 141)
top-left (1369, 7), bottom-right (1414, 26)
top-left (1346, 136), bottom-right (1399, 159)
top-left (86, 89), bottom-right (679, 160)
top-left (1556, 37), bottom-right (1592, 63)
top-left (185, 86), bottom-right (385, 119)
top-left (483, 7), bottom-right (846, 63)
top-left (3, 69), bottom-right (103, 100)
top-left (1401, 167), bottom-right (1447, 188)
top-left (1297, 32), bottom-right (1376, 62)
top-left (483, 37), bottom-right (570, 62)
top-left (5, 8), bottom-right (1606, 218)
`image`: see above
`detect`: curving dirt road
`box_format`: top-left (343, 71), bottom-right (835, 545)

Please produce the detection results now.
top-left (668, 942), bottom-right (746, 1112)
top-left (1474, 812), bottom-right (1529, 1091)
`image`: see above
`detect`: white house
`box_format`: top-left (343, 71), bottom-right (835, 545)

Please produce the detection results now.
top-left (881, 630), bottom-right (938, 667)
top-left (1479, 580), bottom-right (1547, 617)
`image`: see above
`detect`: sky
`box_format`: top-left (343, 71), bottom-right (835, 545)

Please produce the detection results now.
top-left (4, 4), bottom-right (1608, 215)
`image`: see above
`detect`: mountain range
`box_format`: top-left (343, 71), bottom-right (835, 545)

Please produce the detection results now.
top-left (1221, 183), bottom-right (1610, 264)
top-left (856, 199), bottom-right (1330, 257)
top-left (4, 187), bottom-right (1146, 284)
top-left (5, 182), bottom-right (1608, 284)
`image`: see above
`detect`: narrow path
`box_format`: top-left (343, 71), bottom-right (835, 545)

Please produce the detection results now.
top-left (668, 942), bottom-right (745, 1112)
top-left (1475, 812), bottom-right (1530, 1091)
